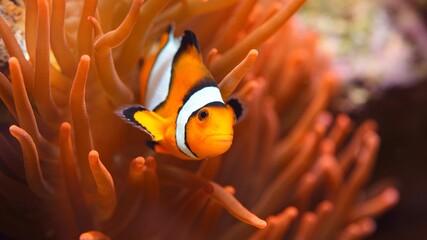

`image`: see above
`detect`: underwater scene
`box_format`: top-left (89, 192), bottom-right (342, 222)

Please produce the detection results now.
top-left (0, 0), bottom-right (426, 239)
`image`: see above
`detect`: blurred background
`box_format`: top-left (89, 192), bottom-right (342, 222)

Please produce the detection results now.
top-left (300, 0), bottom-right (427, 238)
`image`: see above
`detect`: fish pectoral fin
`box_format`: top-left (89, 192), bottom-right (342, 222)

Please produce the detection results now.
top-left (146, 139), bottom-right (169, 155)
top-left (227, 98), bottom-right (244, 123)
top-left (117, 105), bottom-right (167, 141)
top-left (133, 110), bottom-right (167, 141)
top-left (154, 144), bottom-right (169, 154)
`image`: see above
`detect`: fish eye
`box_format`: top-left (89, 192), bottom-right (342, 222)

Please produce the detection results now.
top-left (198, 109), bottom-right (209, 121)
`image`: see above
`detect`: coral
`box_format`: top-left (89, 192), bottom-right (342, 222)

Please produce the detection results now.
top-left (0, 0), bottom-right (398, 239)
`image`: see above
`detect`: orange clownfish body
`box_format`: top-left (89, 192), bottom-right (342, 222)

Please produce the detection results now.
top-left (117, 28), bottom-right (242, 160)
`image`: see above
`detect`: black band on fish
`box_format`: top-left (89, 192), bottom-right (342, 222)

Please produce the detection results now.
top-left (188, 102), bottom-right (227, 119)
top-left (182, 77), bottom-right (218, 105)
top-left (120, 105), bottom-right (147, 127)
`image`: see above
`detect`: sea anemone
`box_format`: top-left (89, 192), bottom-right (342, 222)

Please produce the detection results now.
top-left (0, 0), bottom-right (398, 239)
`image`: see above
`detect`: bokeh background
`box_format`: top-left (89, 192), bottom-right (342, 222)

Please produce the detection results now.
top-left (300, 0), bottom-right (427, 238)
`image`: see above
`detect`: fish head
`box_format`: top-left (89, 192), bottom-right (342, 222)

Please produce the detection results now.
top-left (185, 104), bottom-right (236, 158)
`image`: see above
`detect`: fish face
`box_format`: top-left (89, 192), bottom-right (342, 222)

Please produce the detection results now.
top-left (185, 105), bottom-right (235, 158)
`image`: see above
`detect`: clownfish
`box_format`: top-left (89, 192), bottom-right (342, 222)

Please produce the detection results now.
top-left (117, 27), bottom-right (242, 160)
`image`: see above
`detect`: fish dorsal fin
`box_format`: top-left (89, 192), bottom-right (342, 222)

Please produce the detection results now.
top-left (117, 105), bottom-right (167, 142)
top-left (173, 30), bottom-right (202, 64)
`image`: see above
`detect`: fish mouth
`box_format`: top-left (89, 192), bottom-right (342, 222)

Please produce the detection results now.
top-left (203, 134), bottom-right (233, 143)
